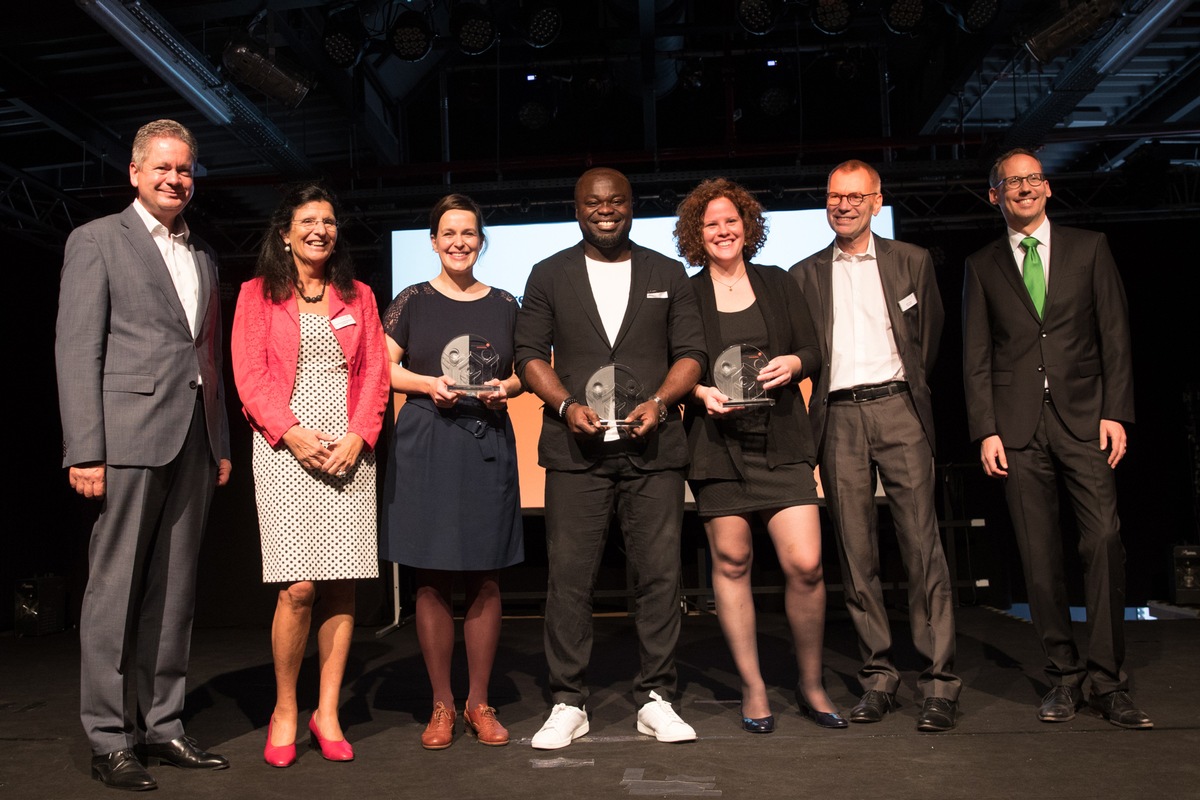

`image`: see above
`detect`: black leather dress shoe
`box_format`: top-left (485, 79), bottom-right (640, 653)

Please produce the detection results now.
top-left (1089, 691), bottom-right (1153, 730)
top-left (91, 749), bottom-right (157, 791)
top-left (916, 697), bottom-right (957, 732)
top-left (848, 690), bottom-right (896, 724)
top-left (1037, 685), bottom-right (1082, 722)
top-left (139, 736), bottom-right (229, 769)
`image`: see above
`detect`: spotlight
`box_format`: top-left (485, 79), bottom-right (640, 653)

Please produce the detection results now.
top-left (758, 85), bottom-right (793, 117)
top-left (451, 2), bottom-right (497, 56)
top-left (942, 0), bottom-right (999, 33)
top-left (517, 99), bottom-right (552, 130)
top-left (222, 32), bottom-right (312, 108)
top-left (811, 0), bottom-right (853, 36)
top-left (736, 0), bottom-right (784, 35)
top-left (387, 7), bottom-right (433, 62)
top-left (881, 0), bottom-right (927, 35)
top-left (1022, 0), bottom-right (1119, 63)
top-left (322, 5), bottom-right (367, 69)
top-left (520, 3), bottom-right (563, 48)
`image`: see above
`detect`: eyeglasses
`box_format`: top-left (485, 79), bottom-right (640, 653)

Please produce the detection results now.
top-left (826, 192), bottom-right (879, 207)
top-left (994, 173), bottom-right (1045, 190)
top-left (292, 217), bottom-right (338, 231)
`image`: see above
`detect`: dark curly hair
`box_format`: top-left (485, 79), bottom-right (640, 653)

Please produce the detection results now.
top-left (255, 183), bottom-right (357, 303)
top-left (673, 177), bottom-right (768, 268)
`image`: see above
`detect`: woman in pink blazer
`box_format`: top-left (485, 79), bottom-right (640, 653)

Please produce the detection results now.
top-left (231, 183), bottom-right (389, 767)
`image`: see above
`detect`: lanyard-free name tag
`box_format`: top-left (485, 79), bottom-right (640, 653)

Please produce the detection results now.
top-left (898, 293), bottom-right (917, 312)
top-left (331, 314), bottom-right (356, 329)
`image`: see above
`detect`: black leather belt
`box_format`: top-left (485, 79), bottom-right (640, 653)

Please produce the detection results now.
top-left (828, 381), bottom-right (910, 403)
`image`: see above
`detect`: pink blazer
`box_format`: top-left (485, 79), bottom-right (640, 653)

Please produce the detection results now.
top-left (231, 276), bottom-right (390, 449)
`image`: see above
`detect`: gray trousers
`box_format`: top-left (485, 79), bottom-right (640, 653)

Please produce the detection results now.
top-left (543, 457), bottom-right (685, 708)
top-left (79, 396), bottom-right (217, 754)
top-left (821, 392), bottom-right (960, 700)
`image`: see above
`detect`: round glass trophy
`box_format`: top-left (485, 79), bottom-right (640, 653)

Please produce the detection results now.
top-left (585, 363), bottom-right (646, 428)
top-left (441, 333), bottom-right (501, 395)
top-left (714, 344), bottom-right (776, 407)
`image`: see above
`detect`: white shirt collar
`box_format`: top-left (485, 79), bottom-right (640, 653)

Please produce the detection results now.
top-left (1006, 217), bottom-right (1051, 251)
top-left (832, 234), bottom-right (877, 262)
top-left (132, 198), bottom-right (190, 241)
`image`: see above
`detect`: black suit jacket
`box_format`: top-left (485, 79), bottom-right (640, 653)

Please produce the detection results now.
top-left (514, 241), bottom-right (706, 471)
top-left (962, 223), bottom-right (1134, 448)
top-left (685, 263), bottom-right (821, 480)
top-left (790, 234), bottom-right (944, 459)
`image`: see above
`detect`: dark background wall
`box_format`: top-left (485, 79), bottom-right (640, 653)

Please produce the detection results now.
top-left (12, 209), bottom-right (1199, 631)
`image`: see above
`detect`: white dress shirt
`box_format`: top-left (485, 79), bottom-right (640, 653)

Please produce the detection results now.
top-left (829, 237), bottom-right (905, 391)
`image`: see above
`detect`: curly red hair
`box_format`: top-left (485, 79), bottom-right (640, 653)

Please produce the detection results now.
top-left (673, 177), bottom-right (768, 268)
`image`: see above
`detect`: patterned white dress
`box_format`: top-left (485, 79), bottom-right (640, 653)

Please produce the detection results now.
top-left (253, 313), bottom-right (379, 582)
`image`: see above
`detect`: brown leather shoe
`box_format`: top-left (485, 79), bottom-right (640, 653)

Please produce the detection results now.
top-left (421, 701), bottom-right (456, 750)
top-left (463, 703), bottom-right (510, 746)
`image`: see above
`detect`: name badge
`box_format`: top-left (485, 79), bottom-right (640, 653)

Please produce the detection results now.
top-left (646, 290), bottom-right (669, 299)
top-left (898, 293), bottom-right (917, 312)
top-left (332, 314), bottom-right (357, 329)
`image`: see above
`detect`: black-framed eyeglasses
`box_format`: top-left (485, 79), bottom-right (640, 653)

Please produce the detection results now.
top-left (826, 192), bottom-right (879, 207)
top-left (994, 173), bottom-right (1045, 190)
top-left (292, 217), bottom-right (338, 231)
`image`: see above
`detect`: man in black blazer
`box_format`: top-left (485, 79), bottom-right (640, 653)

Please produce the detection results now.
top-left (515, 168), bottom-right (706, 749)
top-left (791, 160), bottom-right (959, 732)
top-left (963, 148), bottom-right (1150, 729)
top-left (55, 120), bottom-right (232, 790)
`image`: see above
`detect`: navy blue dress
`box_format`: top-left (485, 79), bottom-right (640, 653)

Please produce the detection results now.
top-left (381, 283), bottom-right (524, 570)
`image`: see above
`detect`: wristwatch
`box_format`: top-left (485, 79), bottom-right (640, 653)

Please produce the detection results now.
top-left (558, 396), bottom-right (578, 419)
top-left (650, 394), bottom-right (669, 423)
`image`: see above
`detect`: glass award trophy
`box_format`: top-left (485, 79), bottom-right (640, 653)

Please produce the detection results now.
top-left (585, 364), bottom-right (646, 428)
top-left (441, 333), bottom-right (501, 395)
top-left (713, 344), bottom-right (776, 407)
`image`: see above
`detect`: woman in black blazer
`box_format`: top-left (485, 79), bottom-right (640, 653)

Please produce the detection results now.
top-left (675, 178), bottom-right (844, 733)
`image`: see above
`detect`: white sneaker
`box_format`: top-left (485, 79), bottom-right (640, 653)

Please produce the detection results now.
top-left (531, 703), bottom-right (589, 750)
top-left (636, 691), bottom-right (697, 743)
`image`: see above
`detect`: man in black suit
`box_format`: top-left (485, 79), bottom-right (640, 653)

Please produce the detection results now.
top-left (791, 160), bottom-right (959, 732)
top-left (55, 119), bottom-right (232, 790)
top-left (515, 167), bottom-right (706, 749)
top-left (963, 148), bottom-right (1150, 729)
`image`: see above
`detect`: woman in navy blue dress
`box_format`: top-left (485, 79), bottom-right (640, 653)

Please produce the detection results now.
top-left (381, 194), bottom-right (523, 749)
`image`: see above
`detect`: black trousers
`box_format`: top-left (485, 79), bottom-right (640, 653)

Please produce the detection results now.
top-left (1004, 397), bottom-right (1127, 695)
top-left (542, 457), bottom-right (685, 708)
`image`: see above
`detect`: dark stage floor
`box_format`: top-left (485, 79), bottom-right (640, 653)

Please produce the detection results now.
top-left (3, 606), bottom-right (1197, 799)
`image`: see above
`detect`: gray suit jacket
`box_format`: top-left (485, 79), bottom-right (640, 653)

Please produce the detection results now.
top-left (514, 241), bottom-right (706, 472)
top-left (962, 223), bottom-right (1134, 448)
top-left (790, 234), bottom-right (944, 459)
top-left (56, 203), bottom-right (230, 468)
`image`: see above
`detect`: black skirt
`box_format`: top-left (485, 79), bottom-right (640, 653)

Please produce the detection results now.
top-left (689, 432), bottom-right (818, 519)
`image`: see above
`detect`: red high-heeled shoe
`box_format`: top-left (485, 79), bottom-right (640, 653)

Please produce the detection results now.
top-left (308, 716), bottom-right (354, 762)
top-left (263, 718), bottom-right (297, 768)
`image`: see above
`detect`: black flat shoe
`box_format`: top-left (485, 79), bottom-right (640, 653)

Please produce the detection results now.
top-left (795, 689), bottom-right (848, 728)
top-left (1037, 685), bottom-right (1082, 723)
top-left (91, 749), bottom-right (156, 792)
top-left (139, 736), bottom-right (229, 770)
top-left (916, 697), bottom-right (958, 732)
top-left (741, 711), bottom-right (776, 734)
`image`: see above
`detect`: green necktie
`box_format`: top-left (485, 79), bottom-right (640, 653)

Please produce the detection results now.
top-left (1021, 236), bottom-right (1045, 317)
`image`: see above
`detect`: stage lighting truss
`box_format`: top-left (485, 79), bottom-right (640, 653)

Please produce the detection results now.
top-left (811, 0), bottom-right (854, 36)
top-left (520, 3), bottom-right (564, 48)
top-left (1022, 0), bottom-right (1119, 64)
top-left (942, 0), bottom-right (998, 34)
top-left (451, 2), bottom-right (498, 56)
top-left (387, 7), bottom-right (434, 62)
top-left (736, 0), bottom-right (785, 35)
top-left (881, 0), bottom-right (927, 35)
top-left (323, 5), bottom-right (368, 68)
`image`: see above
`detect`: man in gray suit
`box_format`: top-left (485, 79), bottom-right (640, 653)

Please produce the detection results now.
top-left (515, 167), bottom-right (706, 749)
top-left (790, 160), bottom-right (959, 732)
top-left (963, 148), bottom-right (1149, 729)
top-left (55, 119), bottom-right (232, 790)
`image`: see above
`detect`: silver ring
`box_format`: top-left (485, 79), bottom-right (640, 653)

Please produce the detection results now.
top-left (337, 470), bottom-right (347, 478)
